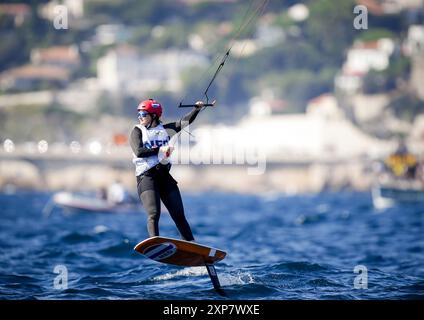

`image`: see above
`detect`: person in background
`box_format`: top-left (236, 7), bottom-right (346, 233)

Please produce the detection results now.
top-left (107, 180), bottom-right (127, 205)
top-left (97, 187), bottom-right (108, 201)
top-left (385, 140), bottom-right (418, 179)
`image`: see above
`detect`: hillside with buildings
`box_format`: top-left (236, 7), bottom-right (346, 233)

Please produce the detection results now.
top-left (0, 0), bottom-right (423, 192)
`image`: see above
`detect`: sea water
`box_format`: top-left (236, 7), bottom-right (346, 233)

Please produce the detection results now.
top-left (0, 191), bottom-right (422, 300)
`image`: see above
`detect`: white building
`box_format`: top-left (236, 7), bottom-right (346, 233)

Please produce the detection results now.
top-left (351, 94), bottom-right (390, 123)
top-left (380, 0), bottom-right (424, 13)
top-left (30, 45), bottom-right (80, 70)
top-left (97, 45), bottom-right (139, 92)
top-left (336, 38), bottom-right (395, 93)
top-left (306, 94), bottom-right (343, 120)
top-left (187, 112), bottom-right (390, 164)
top-left (248, 96), bottom-right (288, 116)
top-left (335, 71), bottom-right (363, 94)
top-left (410, 115), bottom-right (424, 152)
top-left (287, 3), bottom-right (309, 21)
top-left (406, 25), bottom-right (424, 100)
top-left (407, 25), bottom-right (424, 54)
top-left (97, 45), bottom-right (209, 94)
top-left (181, 93), bottom-right (390, 164)
top-left (343, 39), bottom-right (395, 75)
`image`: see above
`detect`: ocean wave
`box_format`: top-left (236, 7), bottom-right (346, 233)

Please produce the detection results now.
top-left (1, 191), bottom-right (423, 299)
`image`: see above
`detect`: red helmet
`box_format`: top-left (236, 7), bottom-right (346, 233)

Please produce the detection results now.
top-left (137, 99), bottom-right (162, 118)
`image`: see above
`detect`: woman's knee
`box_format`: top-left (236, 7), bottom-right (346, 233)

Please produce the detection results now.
top-left (146, 209), bottom-right (160, 221)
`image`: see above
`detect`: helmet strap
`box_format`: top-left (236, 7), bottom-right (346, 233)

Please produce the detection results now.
top-left (147, 114), bottom-right (158, 129)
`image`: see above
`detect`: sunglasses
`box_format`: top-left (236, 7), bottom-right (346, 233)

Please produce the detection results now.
top-left (137, 111), bottom-right (150, 119)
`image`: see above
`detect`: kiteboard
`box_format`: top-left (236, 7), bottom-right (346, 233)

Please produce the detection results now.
top-left (134, 236), bottom-right (226, 294)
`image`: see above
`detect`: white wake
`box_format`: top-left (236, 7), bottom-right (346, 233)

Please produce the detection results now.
top-left (152, 267), bottom-right (256, 287)
top-left (152, 266), bottom-right (207, 281)
top-left (219, 271), bottom-right (255, 286)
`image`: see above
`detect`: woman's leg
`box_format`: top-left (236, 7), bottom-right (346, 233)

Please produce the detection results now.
top-left (137, 175), bottom-right (161, 237)
top-left (160, 183), bottom-right (195, 241)
top-left (140, 190), bottom-right (161, 237)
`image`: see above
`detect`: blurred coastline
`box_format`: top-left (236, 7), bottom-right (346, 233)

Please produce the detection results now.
top-left (0, 158), bottom-right (373, 194)
top-left (1, 0), bottom-right (424, 195)
top-left (2, 104), bottom-right (422, 194)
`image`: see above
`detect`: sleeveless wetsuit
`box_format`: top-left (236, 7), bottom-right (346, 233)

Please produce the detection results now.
top-left (129, 108), bottom-right (200, 241)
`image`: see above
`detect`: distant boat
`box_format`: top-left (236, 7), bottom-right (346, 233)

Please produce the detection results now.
top-left (372, 180), bottom-right (424, 209)
top-left (43, 191), bottom-right (140, 216)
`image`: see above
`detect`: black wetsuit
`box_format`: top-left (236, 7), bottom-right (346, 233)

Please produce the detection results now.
top-left (129, 108), bottom-right (201, 241)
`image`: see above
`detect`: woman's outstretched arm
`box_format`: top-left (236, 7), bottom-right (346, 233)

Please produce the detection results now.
top-left (163, 102), bottom-right (207, 138)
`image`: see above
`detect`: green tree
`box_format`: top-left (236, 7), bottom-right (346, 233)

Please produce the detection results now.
top-left (305, 0), bottom-right (356, 67)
